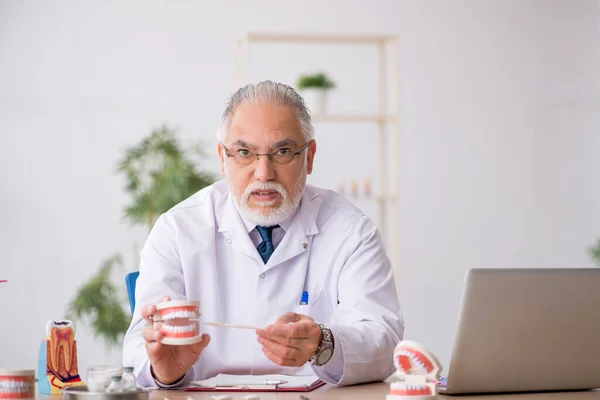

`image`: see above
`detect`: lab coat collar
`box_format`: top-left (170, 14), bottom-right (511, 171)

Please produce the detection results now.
top-left (264, 197), bottom-right (317, 269)
top-left (216, 185), bottom-right (319, 267)
top-left (217, 192), bottom-right (261, 262)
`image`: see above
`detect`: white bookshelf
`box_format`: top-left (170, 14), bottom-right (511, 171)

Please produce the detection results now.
top-left (233, 32), bottom-right (401, 274)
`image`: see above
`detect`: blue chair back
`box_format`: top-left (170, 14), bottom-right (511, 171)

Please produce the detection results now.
top-left (125, 271), bottom-right (140, 314)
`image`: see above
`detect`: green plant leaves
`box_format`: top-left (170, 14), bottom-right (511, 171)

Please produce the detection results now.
top-left (68, 124), bottom-right (216, 348)
top-left (589, 238), bottom-right (600, 266)
top-left (66, 254), bottom-right (130, 348)
top-left (297, 72), bottom-right (335, 90)
top-left (117, 125), bottom-right (215, 229)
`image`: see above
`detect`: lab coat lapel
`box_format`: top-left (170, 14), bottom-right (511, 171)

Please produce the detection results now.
top-left (265, 197), bottom-right (319, 270)
top-left (217, 196), bottom-right (263, 263)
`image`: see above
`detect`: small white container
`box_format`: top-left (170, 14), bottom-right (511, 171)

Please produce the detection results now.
top-left (121, 367), bottom-right (137, 392)
top-left (106, 375), bottom-right (123, 393)
top-left (87, 366), bottom-right (122, 392)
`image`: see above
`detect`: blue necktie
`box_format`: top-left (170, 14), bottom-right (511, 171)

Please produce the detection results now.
top-left (256, 225), bottom-right (278, 263)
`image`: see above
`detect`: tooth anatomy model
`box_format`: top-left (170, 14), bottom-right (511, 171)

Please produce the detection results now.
top-left (387, 340), bottom-right (443, 400)
top-left (153, 300), bottom-right (203, 345)
top-left (37, 320), bottom-right (85, 394)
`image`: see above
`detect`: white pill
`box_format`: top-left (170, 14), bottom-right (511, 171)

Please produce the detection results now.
top-left (211, 396), bottom-right (233, 400)
top-left (242, 396), bottom-right (260, 400)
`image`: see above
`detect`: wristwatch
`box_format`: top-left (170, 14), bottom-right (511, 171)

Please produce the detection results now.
top-left (310, 323), bottom-right (334, 366)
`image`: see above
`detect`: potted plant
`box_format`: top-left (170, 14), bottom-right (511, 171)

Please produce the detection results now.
top-left (67, 124), bottom-right (215, 348)
top-left (296, 72), bottom-right (335, 116)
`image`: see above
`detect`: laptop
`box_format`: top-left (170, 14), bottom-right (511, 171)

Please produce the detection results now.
top-left (440, 268), bottom-right (600, 395)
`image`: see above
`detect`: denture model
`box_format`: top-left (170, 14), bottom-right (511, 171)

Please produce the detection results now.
top-left (153, 300), bottom-right (203, 345)
top-left (387, 340), bottom-right (443, 400)
top-left (37, 320), bottom-right (85, 394)
top-left (0, 370), bottom-right (35, 399)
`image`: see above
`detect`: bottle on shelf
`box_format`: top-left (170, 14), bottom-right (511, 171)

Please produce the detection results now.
top-left (364, 178), bottom-right (372, 197)
top-left (351, 181), bottom-right (359, 197)
top-left (339, 178), bottom-right (373, 199)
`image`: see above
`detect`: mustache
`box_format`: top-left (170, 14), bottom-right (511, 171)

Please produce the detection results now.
top-left (242, 182), bottom-right (288, 202)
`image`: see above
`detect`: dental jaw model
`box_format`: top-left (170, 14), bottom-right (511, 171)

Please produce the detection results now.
top-left (0, 370), bottom-right (35, 399)
top-left (37, 320), bottom-right (85, 394)
top-left (387, 340), bottom-right (442, 400)
top-left (153, 300), bottom-right (202, 345)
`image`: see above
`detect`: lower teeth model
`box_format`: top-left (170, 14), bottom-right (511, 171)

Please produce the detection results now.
top-left (387, 340), bottom-right (443, 400)
top-left (0, 370), bottom-right (35, 399)
top-left (153, 300), bottom-right (203, 345)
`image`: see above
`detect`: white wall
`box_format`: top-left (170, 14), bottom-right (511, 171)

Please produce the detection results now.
top-left (396, 0), bottom-right (600, 365)
top-left (1, 0), bottom-right (598, 377)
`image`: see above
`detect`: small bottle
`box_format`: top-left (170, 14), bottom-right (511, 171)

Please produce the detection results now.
top-left (106, 375), bottom-right (123, 393)
top-left (364, 178), bottom-right (372, 197)
top-left (351, 181), bottom-right (359, 197)
top-left (121, 366), bottom-right (137, 391)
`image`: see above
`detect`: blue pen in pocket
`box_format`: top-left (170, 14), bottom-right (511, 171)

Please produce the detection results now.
top-left (300, 291), bottom-right (309, 305)
top-left (296, 291), bottom-right (309, 314)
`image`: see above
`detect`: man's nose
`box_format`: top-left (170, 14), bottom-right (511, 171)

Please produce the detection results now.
top-left (253, 154), bottom-right (275, 181)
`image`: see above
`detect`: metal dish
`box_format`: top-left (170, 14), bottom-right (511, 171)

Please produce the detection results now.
top-left (62, 385), bottom-right (150, 400)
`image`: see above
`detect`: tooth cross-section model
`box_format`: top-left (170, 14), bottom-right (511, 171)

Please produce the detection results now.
top-left (37, 320), bottom-right (85, 394)
top-left (153, 300), bottom-right (203, 345)
top-left (387, 340), bottom-right (443, 400)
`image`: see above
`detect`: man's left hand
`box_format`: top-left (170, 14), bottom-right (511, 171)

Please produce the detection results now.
top-left (256, 312), bottom-right (322, 367)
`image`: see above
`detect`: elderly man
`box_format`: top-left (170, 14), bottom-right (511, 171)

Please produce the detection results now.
top-left (122, 80), bottom-right (404, 388)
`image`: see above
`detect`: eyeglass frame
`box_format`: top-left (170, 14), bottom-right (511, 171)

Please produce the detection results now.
top-left (221, 140), bottom-right (312, 166)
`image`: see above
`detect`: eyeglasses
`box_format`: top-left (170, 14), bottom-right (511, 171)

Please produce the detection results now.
top-left (222, 141), bottom-right (311, 167)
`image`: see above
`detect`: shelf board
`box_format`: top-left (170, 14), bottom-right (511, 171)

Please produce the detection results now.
top-left (312, 114), bottom-right (397, 123)
top-left (244, 32), bottom-right (397, 44)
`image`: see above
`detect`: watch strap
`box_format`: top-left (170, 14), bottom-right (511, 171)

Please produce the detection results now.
top-left (310, 323), bottom-right (334, 366)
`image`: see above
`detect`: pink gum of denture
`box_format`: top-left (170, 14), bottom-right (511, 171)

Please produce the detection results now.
top-left (154, 300), bottom-right (203, 345)
top-left (0, 370), bottom-right (35, 399)
top-left (387, 340), bottom-right (443, 399)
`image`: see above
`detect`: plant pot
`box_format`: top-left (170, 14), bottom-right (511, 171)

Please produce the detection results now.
top-left (300, 88), bottom-right (328, 116)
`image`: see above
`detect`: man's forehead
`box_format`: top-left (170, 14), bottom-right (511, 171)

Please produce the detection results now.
top-left (226, 103), bottom-right (304, 146)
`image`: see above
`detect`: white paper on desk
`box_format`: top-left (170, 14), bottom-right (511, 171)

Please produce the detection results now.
top-left (190, 374), bottom-right (321, 389)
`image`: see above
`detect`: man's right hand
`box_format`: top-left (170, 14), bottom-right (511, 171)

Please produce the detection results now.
top-left (142, 296), bottom-right (210, 385)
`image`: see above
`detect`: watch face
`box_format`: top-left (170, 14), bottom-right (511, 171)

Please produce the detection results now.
top-left (317, 347), bottom-right (333, 365)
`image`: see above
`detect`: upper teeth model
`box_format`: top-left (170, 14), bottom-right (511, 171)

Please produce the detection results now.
top-left (154, 300), bottom-right (204, 345)
top-left (387, 340), bottom-right (443, 400)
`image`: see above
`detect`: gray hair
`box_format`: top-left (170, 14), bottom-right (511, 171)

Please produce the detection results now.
top-left (216, 80), bottom-right (315, 143)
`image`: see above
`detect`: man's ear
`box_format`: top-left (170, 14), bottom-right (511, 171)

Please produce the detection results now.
top-left (306, 140), bottom-right (317, 175)
top-left (217, 144), bottom-right (226, 176)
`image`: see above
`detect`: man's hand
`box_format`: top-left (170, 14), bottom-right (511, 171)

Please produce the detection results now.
top-left (256, 312), bottom-right (322, 367)
top-left (142, 296), bottom-right (210, 385)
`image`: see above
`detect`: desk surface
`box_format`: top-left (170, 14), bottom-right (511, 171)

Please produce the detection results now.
top-left (41, 383), bottom-right (600, 400)
top-left (159, 384), bottom-right (600, 400)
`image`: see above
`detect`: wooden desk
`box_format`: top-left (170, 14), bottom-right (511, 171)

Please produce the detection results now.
top-left (38, 383), bottom-right (600, 400)
top-left (156, 384), bottom-right (600, 400)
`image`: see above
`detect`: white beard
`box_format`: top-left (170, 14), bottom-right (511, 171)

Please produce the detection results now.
top-left (226, 164), bottom-right (306, 227)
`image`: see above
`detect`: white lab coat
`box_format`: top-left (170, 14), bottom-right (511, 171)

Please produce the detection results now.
top-left (122, 180), bottom-right (404, 387)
